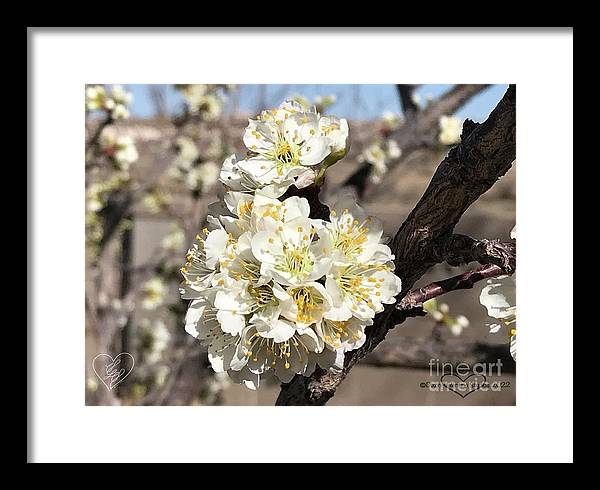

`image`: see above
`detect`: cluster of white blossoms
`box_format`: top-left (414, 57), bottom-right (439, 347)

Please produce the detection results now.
top-left (86, 85), bottom-right (133, 120)
top-left (161, 224), bottom-right (186, 252)
top-left (168, 136), bottom-right (221, 193)
top-left (438, 115), bottom-right (463, 146)
top-left (359, 139), bottom-right (402, 184)
top-left (142, 276), bottom-right (168, 310)
top-left (381, 111), bottom-right (402, 132)
top-left (175, 84), bottom-right (227, 121)
top-left (180, 100), bottom-right (402, 389)
top-left (99, 130), bottom-right (139, 171)
top-left (139, 318), bottom-right (171, 365)
top-left (423, 299), bottom-right (470, 337)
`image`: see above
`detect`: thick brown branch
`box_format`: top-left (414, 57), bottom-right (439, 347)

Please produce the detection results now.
top-left (276, 85), bottom-right (516, 406)
top-left (363, 337), bottom-right (515, 374)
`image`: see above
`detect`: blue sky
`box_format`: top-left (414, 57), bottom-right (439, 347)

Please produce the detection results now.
top-left (125, 84), bottom-right (508, 122)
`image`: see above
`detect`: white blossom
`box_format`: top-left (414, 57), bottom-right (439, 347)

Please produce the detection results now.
top-left (450, 315), bottom-right (470, 336)
top-left (251, 216), bottom-right (332, 286)
top-left (176, 84), bottom-right (224, 120)
top-left (438, 115), bottom-right (463, 145)
top-left (100, 132), bottom-right (138, 170)
top-left (479, 240), bottom-right (517, 359)
top-left (85, 85), bottom-right (107, 111)
top-left (219, 153), bottom-right (291, 198)
top-left (142, 277), bottom-right (168, 310)
top-left (423, 299), bottom-right (470, 336)
top-left (382, 111), bottom-right (402, 131)
top-left (173, 136), bottom-right (199, 170)
top-left (236, 100), bottom-right (348, 190)
top-left (411, 92), bottom-right (422, 108)
top-left (359, 139), bottom-right (402, 184)
top-left (480, 276), bottom-right (516, 325)
top-left (140, 318), bottom-right (171, 364)
top-left (180, 225), bottom-right (230, 299)
top-left (386, 139), bottom-right (402, 160)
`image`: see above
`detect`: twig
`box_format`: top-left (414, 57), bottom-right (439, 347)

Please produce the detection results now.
top-left (392, 264), bottom-right (509, 324)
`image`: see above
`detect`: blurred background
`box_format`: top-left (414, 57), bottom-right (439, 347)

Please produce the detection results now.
top-left (85, 84), bottom-right (515, 406)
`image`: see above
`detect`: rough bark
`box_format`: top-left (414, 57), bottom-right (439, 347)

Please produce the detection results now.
top-left (276, 85), bottom-right (516, 406)
top-left (432, 234), bottom-right (516, 274)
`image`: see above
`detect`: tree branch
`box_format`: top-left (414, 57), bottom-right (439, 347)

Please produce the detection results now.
top-left (396, 84), bottom-right (419, 122)
top-left (432, 234), bottom-right (516, 274)
top-left (391, 85), bottom-right (515, 293)
top-left (276, 85), bottom-right (516, 405)
top-left (392, 263), bottom-right (509, 322)
top-left (406, 84), bottom-right (490, 146)
top-left (341, 84), bottom-right (490, 195)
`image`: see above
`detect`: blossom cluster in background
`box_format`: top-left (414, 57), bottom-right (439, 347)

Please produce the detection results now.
top-left (355, 110), bottom-right (403, 184)
top-left (423, 299), bottom-right (470, 337)
top-left (86, 85), bottom-right (133, 120)
top-left (85, 85), bottom-right (137, 257)
top-left (180, 100), bottom-right (403, 388)
top-left (174, 84), bottom-right (229, 121)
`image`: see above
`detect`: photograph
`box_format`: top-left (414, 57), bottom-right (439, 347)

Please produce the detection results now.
top-left (84, 83), bottom-right (517, 406)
